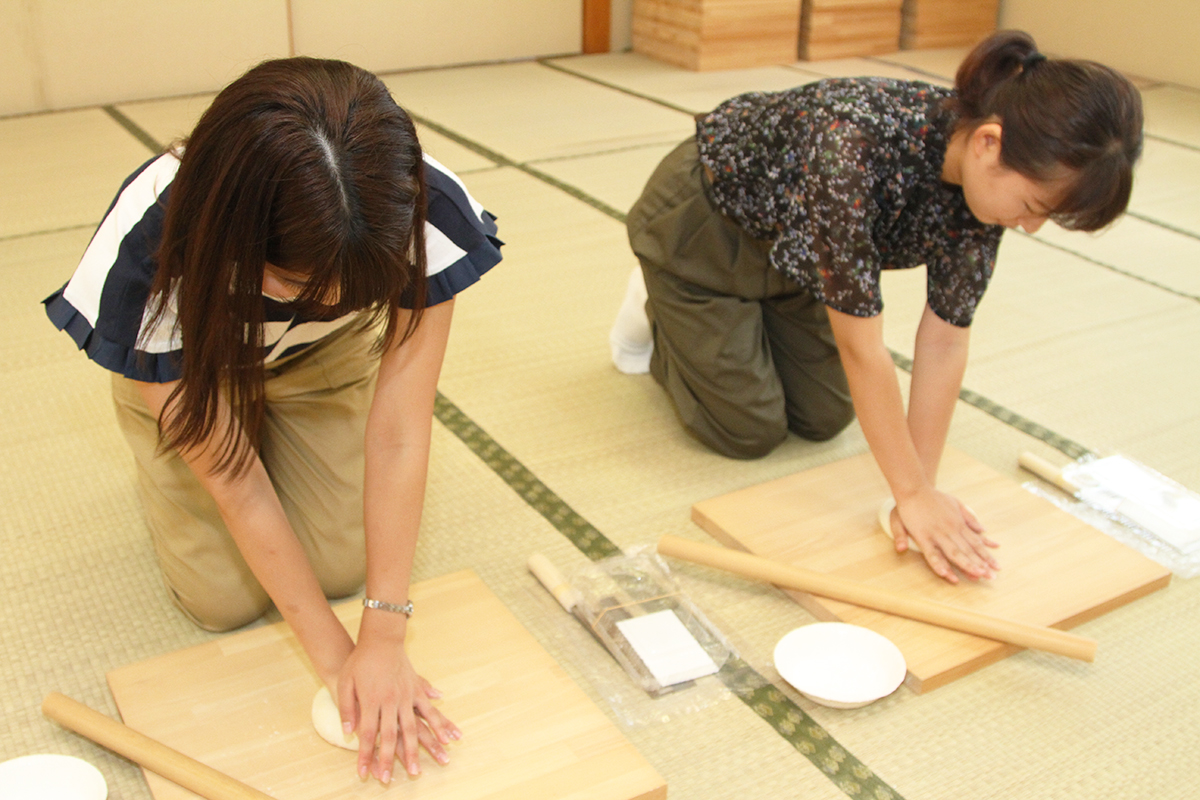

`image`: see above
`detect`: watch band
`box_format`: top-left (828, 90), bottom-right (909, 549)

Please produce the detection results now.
top-left (362, 598), bottom-right (414, 616)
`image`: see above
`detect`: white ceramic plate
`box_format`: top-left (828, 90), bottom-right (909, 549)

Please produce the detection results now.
top-left (773, 623), bottom-right (907, 709)
top-left (0, 754), bottom-right (107, 800)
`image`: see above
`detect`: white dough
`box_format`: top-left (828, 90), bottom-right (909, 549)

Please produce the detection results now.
top-left (877, 498), bottom-right (921, 553)
top-left (312, 686), bottom-right (359, 750)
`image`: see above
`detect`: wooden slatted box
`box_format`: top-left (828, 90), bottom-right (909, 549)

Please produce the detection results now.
top-left (632, 0), bottom-right (802, 71)
top-left (800, 0), bottom-right (903, 61)
top-left (900, 0), bottom-right (999, 49)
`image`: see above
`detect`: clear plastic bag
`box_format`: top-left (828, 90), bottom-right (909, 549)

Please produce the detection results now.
top-left (1023, 453), bottom-right (1200, 577)
top-left (552, 547), bottom-right (738, 726)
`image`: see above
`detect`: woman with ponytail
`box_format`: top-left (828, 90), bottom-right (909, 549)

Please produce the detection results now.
top-left (46, 58), bottom-right (502, 783)
top-left (611, 30), bottom-right (1142, 583)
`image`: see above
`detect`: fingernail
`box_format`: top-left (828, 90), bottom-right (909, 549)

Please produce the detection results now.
top-left (436, 750), bottom-right (449, 765)
top-left (343, 722), bottom-right (354, 735)
top-left (409, 761), bottom-right (421, 776)
top-left (381, 770), bottom-right (391, 784)
top-left (428, 686), bottom-right (443, 699)
top-left (358, 766), bottom-right (368, 781)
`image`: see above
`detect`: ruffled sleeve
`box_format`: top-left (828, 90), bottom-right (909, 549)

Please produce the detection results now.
top-left (42, 153), bottom-right (184, 383)
top-left (421, 154), bottom-right (503, 307)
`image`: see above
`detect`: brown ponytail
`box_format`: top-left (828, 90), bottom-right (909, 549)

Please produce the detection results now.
top-left (948, 30), bottom-right (1144, 231)
top-left (147, 57), bottom-right (427, 476)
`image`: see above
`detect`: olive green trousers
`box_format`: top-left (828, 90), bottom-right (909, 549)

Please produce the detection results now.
top-left (627, 139), bottom-right (854, 459)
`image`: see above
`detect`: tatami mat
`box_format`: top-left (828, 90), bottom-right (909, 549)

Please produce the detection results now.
top-left (113, 93), bottom-right (499, 176)
top-left (873, 47), bottom-right (968, 81)
top-left (1140, 84), bottom-right (1200, 148)
top-left (1032, 216), bottom-right (1200, 299)
top-left (382, 62), bottom-right (695, 163)
top-left (0, 109), bottom-right (152, 239)
top-left (546, 53), bottom-right (825, 114)
top-left (546, 51), bottom-right (952, 118)
top-left (1128, 138), bottom-right (1200, 236)
top-left (3, 45), bottom-right (1198, 800)
top-left (527, 142), bottom-right (676, 221)
top-left (113, 94), bottom-right (216, 150)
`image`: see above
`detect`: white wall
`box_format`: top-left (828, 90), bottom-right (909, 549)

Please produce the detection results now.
top-left (1, 0), bottom-right (582, 116)
top-left (1001, 0), bottom-right (1199, 89)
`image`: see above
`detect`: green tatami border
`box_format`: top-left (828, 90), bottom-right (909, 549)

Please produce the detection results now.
top-left (434, 393), bottom-right (906, 800)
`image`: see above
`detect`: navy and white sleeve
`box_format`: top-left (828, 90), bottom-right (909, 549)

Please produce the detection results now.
top-left (420, 154), bottom-right (503, 307)
top-left (43, 154), bottom-right (185, 382)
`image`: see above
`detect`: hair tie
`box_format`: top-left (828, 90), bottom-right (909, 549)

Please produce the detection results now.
top-left (1022, 52), bottom-right (1047, 71)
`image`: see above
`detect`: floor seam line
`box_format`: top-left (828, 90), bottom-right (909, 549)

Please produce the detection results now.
top-left (538, 59), bottom-right (700, 116)
top-left (0, 223), bottom-right (99, 243)
top-left (1123, 211), bottom-right (1200, 243)
top-left (1022, 230), bottom-right (1200, 303)
top-left (102, 105), bottom-right (162, 154)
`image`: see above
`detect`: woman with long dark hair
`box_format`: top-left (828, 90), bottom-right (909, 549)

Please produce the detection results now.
top-left (610, 30), bottom-right (1143, 583)
top-left (45, 57), bottom-right (502, 783)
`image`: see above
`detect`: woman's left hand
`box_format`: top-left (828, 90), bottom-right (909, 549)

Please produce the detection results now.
top-left (335, 620), bottom-right (460, 784)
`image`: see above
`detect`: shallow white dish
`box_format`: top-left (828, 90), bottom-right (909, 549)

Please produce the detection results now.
top-left (773, 622), bottom-right (907, 709)
top-left (0, 754), bottom-right (107, 800)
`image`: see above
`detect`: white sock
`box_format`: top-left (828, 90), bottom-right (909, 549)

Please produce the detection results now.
top-left (609, 267), bottom-right (653, 374)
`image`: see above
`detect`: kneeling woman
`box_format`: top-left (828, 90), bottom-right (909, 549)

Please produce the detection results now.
top-left (46, 58), bottom-right (501, 784)
top-left (612, 30), bottom-right (1142, 584)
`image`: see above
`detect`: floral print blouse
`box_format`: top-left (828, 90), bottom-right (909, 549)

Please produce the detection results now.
top-left (697, 78), bottom-right (1002, 327)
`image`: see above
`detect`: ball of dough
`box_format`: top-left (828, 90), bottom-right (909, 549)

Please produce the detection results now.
top-left (877, 498), bottom-right (921, 553)
top-left (312, 686), bottom-right (359, 750)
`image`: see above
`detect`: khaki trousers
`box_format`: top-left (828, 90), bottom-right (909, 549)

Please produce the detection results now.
top-left (112, 321), bottom-right (380, 631)
top-left (627, 139), bottom-right (854, 459)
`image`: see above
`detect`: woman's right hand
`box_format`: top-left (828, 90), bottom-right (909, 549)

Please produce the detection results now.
top-left (891, 488), bottom-right (999, 583)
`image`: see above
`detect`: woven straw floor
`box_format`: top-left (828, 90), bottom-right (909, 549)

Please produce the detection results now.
top-left (2, 48), bottom-right (1198, 800)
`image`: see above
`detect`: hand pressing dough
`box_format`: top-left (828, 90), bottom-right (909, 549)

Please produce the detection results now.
top-left (879, 499), bottom-right (980, 555)
top-left (312, 686), bottom-right (359, 750)
top-left (877, 498), bottom-right (921, 553)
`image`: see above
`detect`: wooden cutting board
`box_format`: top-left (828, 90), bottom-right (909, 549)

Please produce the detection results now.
top-left (107, 570), bottom-right (666, 800)
top-left (691, 448), bottom-right (1171, 692)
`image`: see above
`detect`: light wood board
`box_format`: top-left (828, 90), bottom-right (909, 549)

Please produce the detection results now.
top-left (691, 448), bottom-right (1171, 692)
top-left (107, 570), bottom-right (666, 800)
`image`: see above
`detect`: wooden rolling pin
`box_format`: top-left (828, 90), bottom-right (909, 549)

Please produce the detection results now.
top-left (657, 535), bottom-right (1097, 662)
top-left (1018, 451), bottom-right (1080, 494)
top-left (42, 692), bottom-right (275, 800)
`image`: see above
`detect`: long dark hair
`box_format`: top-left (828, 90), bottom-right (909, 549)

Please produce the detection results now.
top-left (948, 30), bottom-right (1143, 231)
top-left (147, 57), bottom-right (428, 475)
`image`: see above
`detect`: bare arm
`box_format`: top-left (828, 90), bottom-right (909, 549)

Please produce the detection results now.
top-left (337, 299), bottom-right (458, 783)
top-left (825, 306), bottom-right (997, 583)
top-left (132, 381), bottom-right (356, 684)
top-left (908, 303), bottom-right (970, 479)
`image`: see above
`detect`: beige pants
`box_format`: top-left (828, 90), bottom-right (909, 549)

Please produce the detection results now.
top-left (112, 321), bottom-right (380, 631)
top-left (627, 139), bottom-right (854, 459)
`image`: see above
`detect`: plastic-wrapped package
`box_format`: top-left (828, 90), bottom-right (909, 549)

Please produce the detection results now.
top-left (529, 547), bottom-right (736, 725)
top-left (1021, 452), bottom-right (1200, 577)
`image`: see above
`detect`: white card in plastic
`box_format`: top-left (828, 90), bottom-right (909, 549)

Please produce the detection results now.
top-left (615, 609), bottom-right (719, 687)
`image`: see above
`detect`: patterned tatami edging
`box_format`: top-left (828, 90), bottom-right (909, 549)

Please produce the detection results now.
top-left (433, 393), bottom-right (906, 800)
